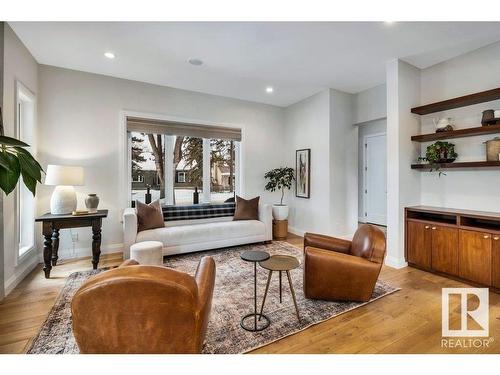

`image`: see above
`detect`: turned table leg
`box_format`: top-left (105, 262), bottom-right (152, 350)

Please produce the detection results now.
top-left (42, 222), bottom-right (53, 278)
top-left (91, 219), bottom-right (102, 270)
top-left (51, 228), bottom-right (60, 266)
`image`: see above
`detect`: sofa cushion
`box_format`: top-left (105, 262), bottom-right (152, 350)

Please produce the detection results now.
top-left (136, 200), bottom-right (164, 232)
top-left (136, 220), bottom-right (265, 247)
top-left (233, 196), bottom-right (259, 221)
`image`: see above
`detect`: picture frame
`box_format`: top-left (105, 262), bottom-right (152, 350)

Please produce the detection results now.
top-left (295, 148), bottom-right (310, 198)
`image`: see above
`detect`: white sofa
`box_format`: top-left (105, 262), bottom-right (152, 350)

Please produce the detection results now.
top-left (123, 204), bottom-right (273, 259)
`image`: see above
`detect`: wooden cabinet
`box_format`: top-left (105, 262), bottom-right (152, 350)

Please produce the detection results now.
top-left (431, 226), bottom-right (458, 276)
top-left (459, 230), bottom-right (492, 285)
top-left (406, 221), bottom-right (432, 270)
top-left (492, 234), bottom-right (500, 289)
top-left (405, 206), bottom-right (500, 291)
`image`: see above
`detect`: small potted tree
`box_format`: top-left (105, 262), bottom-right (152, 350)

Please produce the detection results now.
top-left (264, 167), bottom-right (295, 220)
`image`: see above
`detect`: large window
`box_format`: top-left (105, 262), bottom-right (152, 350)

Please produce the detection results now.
top-left (128, 118), bottom-right (240, 206)
top-left (16, 82), bottom-right (36, 258)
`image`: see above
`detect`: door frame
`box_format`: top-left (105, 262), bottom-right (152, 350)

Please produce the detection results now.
top-left (362, 132), bottom-right (387, 225)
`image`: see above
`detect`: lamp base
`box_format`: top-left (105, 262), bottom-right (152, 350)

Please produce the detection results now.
top-left (50, 186), bottom-right (77, 214)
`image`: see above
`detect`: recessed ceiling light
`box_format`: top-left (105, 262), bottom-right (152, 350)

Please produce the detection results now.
top-left (104, 52), bottom-right (115, 59)
top-left (188, 58), bottom-right (203, 66)
top-left (384, 21), bottom-right (396, 25)
top-left (266, 86), bottom-right (274, 93)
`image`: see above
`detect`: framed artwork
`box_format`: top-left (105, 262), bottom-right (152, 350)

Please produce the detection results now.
top-left (295, 148), bottom-right (310, 198)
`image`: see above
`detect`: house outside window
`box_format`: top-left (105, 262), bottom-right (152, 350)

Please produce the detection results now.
top-left (127, 118), bottom-right (241, 206)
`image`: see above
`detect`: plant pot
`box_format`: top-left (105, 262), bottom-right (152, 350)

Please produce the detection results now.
top-left (272, 204), bottom-right (289, 220)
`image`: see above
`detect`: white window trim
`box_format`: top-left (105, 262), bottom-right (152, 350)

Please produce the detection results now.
top-left (120, 110), bottom-right (244, 209)
top-left (177, 171), bottom-right (186, 183)
top-left (14, 81), bottom-right (37, 265)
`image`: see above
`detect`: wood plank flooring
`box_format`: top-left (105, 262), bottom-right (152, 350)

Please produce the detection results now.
top-left (0, 233), bottom-right (499, 354)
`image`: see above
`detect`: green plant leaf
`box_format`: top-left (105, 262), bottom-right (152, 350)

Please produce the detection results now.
top-left (0, 153), bottom-right (20, 195)
top-left (0, 152), bottom-right (12, 171)
top-left (15, 147), bottom-right (43, 182)
top-left (0, 135), bottom-right (30, 147)
top-left (20, 169), bottom-right (37, 196)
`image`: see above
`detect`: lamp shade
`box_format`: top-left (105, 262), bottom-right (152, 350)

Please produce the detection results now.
top-left (45, 165), bottom-right (84, 186)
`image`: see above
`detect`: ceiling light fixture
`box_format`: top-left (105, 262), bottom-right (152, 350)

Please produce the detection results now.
top-left (104, 52), bottom-right (115, 59)
top-left (266, 86), bottom-right (274, 93)
top-left (188, 58), bottom-right (203, 66)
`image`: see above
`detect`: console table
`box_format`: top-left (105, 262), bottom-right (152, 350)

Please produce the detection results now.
top-left (405, 206), bottom-right (500, 291)
top-left (35, 210), bottom-right (108, 278)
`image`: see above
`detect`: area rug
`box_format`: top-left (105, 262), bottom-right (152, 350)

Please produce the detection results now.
top-left (27, 242), bottom-right (399, 354)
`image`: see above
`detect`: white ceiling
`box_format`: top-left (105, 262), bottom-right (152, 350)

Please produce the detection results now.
top-left (10, 22), bottom-right (500, 107)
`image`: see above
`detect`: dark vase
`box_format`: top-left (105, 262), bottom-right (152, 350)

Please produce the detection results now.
top-left (85, 194), bottom-right (100, 213)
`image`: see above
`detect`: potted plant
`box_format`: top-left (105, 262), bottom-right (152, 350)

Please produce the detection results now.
top-left (264, 167), bottom-right (295, 220)
top-left (418, 141), bottom-right (458, 176)
top-left (0, 108), bottom-right (43, 195)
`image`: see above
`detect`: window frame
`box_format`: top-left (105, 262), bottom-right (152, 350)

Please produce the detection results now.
top-left (123, 112), bottom-right (243, 208)
top-left (14, 81), bottom-right (37, 264)
top-left (177, 171), bottom-right (186, 183)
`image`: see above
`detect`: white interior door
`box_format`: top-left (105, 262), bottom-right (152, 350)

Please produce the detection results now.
top-left (364, 133), bottom-right (387, 226)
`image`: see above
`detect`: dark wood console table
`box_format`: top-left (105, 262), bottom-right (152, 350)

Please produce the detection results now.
top-left (35, 210), bottom-right (108, 278)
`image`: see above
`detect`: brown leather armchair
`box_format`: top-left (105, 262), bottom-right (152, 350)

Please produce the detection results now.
top-left (71, 256), bottom-right (216, 354)
top-left (303, 224), bottom-right (386, 302)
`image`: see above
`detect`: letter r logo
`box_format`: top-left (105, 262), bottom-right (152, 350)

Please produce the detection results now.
top-left (442, 288), bottom-right (489, 337)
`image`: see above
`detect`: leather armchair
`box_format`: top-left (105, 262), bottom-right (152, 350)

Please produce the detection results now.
top-left (71, 256), bottom-right (216, 354)
top-left (303, 224), bottom-right (386, 302)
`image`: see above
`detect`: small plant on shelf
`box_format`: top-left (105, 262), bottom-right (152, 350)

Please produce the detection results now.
top-left (418, 141), bottom-right (458, 176)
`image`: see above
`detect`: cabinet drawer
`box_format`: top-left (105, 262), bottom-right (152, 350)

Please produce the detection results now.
top-left (459, 229), bottom-right (492, 286)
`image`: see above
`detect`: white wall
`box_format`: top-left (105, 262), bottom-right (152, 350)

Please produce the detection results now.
top-left (357, 118), bottom-right (387, 221)
top-left (284, 90), bottom-right (332, 235)
top-left (37, 65), bottom-right (286, 259)
top-left (386, 59), bottom-right (421, 268)
top-left (419, 40), bottom-right (500, 212)
top-left (354, 84), bottom-right (386, 124)
top-left (2, 24), bottom-right (39, 295)
top-left (330, 89), bottom-right (357, 236)
top-left (284, 89), bottom-right (357, 238)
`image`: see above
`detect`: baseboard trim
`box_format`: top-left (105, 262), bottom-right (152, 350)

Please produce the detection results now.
top-left (384, 255), bottom-right (408, 269)
top-left (288, 226), bottom-right (305, 237)
top-left (5, 254), bottom-right (39, 296)
top-left (37, 243), bottom-right (124, 263)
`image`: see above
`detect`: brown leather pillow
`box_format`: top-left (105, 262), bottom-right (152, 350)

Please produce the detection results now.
top-left (233, 196), bottom-right (259, 221)
top-left (136, 200), bottom-right (164, 232)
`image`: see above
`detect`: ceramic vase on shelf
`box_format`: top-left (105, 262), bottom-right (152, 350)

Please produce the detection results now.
top-left (85, 193), bottom-right (100, 213)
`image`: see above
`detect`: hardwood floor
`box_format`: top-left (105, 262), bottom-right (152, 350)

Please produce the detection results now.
top-left (0, 233), bottom-right (499, 354)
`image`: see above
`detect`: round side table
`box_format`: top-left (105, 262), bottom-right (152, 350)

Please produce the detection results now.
top-left (240, 250), bottom-right (271, 332)
top-left (259, 254), bottom-right (301, 322)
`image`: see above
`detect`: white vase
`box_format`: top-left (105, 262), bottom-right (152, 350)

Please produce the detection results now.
top-left (272, 204), bottom-right (289, 220)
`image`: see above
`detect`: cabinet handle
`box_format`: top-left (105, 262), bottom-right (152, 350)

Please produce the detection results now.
top-left (493, 236), bottom-right (499, 241)
top-left (483, 235), bottom-right (490, 239)
top-left (424, 225), bottom-right (430, 229)
top-left (431, 227), bottom-right (436, 230)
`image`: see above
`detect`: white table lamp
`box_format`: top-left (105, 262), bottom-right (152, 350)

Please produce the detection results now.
top-left (45, 165), bottom-right (85, 214)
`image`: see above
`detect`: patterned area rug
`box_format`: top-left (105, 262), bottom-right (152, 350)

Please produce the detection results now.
top-left (27, 242), bottom-right (399, 354)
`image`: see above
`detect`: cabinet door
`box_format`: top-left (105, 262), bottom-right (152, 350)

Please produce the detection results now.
top-left (493, 235), bottom-right (500, 289)
top-left (459, 229), bottom-right (492, 285)
top-left (431, 225), bottom-right (458, 276)
top-left (407, 221), bottom-right (432, 269)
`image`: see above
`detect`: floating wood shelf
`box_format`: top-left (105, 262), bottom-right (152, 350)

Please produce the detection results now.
top-left (411, 161), bottom-right (500, 169)
top-left (411, 124), bottom-right (500, 142)
top-left (411, 87), bottom-right (500, 115)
